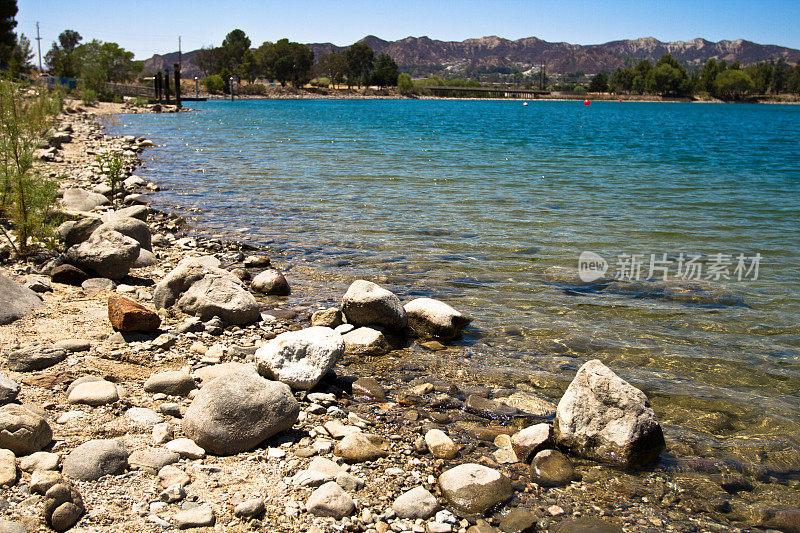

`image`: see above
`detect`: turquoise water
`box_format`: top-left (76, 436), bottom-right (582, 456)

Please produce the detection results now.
top-left (112, 99), bottom-right (800, 472)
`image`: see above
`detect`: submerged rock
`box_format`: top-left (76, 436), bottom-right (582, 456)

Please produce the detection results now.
top-left (404, 297), bottom-right (472, 340)
top-left (529, 449), bottom-right (574, 487)
top-left (251, 268), bottom-right (291, 295)
top-left (342, 327), bottom-right (392, 356)
top-left (555, 359), bottom-right (665, 469)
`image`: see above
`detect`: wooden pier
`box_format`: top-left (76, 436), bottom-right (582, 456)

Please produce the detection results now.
top-left (425, 86), bottom-right (550, 99)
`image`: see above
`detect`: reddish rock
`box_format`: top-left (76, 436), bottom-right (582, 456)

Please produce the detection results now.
top-left (50, 264), bottom-right (89, 286)
top-left (108, 295), bottom-right (161, 332)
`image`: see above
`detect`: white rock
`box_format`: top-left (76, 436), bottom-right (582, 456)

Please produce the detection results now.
top-left (255, 327), bottom-right (344, 390)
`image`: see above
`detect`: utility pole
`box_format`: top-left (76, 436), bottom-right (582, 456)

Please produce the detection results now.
top-left (35, 22), bottom-right (43, 72)
top-left (178, 36), bottom-right (182, 70)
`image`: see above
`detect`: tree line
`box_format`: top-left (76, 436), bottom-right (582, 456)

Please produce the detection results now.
top-left (197, 29), bottom-right (400, 93)
top-left (587, 54), bottom-right (800, 100)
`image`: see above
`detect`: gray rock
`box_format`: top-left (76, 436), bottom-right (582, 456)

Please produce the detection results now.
top-left (81, 277), bottom-right (116, 292)
top-left (19, 451), bottom-right (60, 472)
top-left (0, 404), bottom-right (52, 455)
top-left (160, 483), bottom-right (186, 503)
top-left (174, 505), bottom-right (215, 530)
top-left (425, 429), bottom-right (458, 459)
top-left (529, 449), bottom-right (574, 487)
top-left (0, 273), bottom-right (44, 326)
top-left (61, 188), bottom-right (110, 212)
top-left (0, 449), bottom-right (16, 486)
top-left (0, 375), bottom-right (20, 405)
top-left (499, 508), bottom-right (538, 533)
top-left (92, 216), bottom-right (152, 251)
top-left (255, 326), bottom-right (345, 390)
top-left (341, 280), bottom-right (407, 330)
top-left (102, 205), bottom-right (149, 222)
top-left (152, 422), bottom-right (175, 445)
top-left (66, 230), bottom-right (140, 280)
top-left (123, 175), bottom-right (147, 190)
top-left (404, 297), bottom-right (472, 340)
top-left (128, 447), bottom-right (180, 473)
top-left (510, 423), bottom-right (552, 463)
top-left (306, 481), bottom-right (355, 518)
top-left (57, 217), bottom-right (103, 248)
top-left (126, 407), bottom-right (163, 427)
top-left (311, 307), bottom-right (342, 328)
top-left (342, 327), bottom-right (392, 356)
top-left (144, 371), bottom-right (196, 397)
top-left (62, 439), bottom-right (128, 481)
top-left (193, 362), bottom-right (255, 384)
top-left (50, 264), bottom-right (89, 285)
top-left (158, 464), bottom-right (190, 488)
top-left (43, 483), bottom-right (84, 532)
top-left (438, 463), bottom-right (513, 514)
top-left (53, 338), bottom-right (91, 352)
top-left (67, 380), bottom-right (119, 406)
top-left (392, 486), bottom-right (439, 519)
top-left (30, 469), bottom-right (64, 494)
top-left (465, 394), bottom-right (520, 419)
top-left (6, 344), bottom-right (66, 372)
top-left (251, 268), bottom-right (290, 295)
top-left (133, 248), bottom-right (158, 268)
top-left (182, 371), bottom-right (299, 455)
top-left (165, 438), bottom-right (206, 459)
top-left (154, 257), bottom-right (260, 325)
top-left (25, 276), bottom-right (52, 293)
top-left (0, 520), bottom-right (26, 533)
top-left (335, 471), bottom-right (365, 491)
top-left (333, 432), bottom-right (389, 464)
top-left (555, 359), bottom-right (665, 469)
top-left (234, 498), bottom-right (265, 518)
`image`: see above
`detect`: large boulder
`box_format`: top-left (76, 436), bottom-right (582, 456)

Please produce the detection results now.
top-left (438, 463), bottom-right (513, 514)
top-left (153, 257), bottom-right (259, 325)
top-left (555, 359), bottom-right (665, 469)
top-left (0, 404), bottom-right (53, 455)
top-left (255, 327), bottom-right (344, 390)
top-left (183, 371), bottom-right (299, 456)
top-left (60, 188), bottom-right (109, 212)
top-left (92, 217), bottom-right (152, 251)
top-left (107, 295), bottom-right (161, 332)
top-left (65, 230), bottom-right (140, 280)
top-left (404, 298), bottom-right (472, 340)
top-left (341, 280), bottom-right (407, 330)
top-left (0, 273), bottom-right (44, 325)
top-left (102, 205), bottom-right (150, 222)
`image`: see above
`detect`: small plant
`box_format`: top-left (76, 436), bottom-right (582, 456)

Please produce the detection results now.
top-left (0, 79), bottom-right (60, 257)
top-left (81, 88), bottom-right (98, 106)
top-left (95, 151), bottom-right (124, 203)
top-left (203, 75), bottom-right (226, 94)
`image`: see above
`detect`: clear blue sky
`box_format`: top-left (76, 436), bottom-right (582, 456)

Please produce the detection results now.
top-left (17, 0), bottom-right (800, 60)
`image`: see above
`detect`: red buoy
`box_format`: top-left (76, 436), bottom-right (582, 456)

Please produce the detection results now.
top-left (584, 99), bottom-right (590, 106)
top-left (619, 99), bottom-right (622, 102)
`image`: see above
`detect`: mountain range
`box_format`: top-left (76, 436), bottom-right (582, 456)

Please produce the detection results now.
top-left (144, 35), bottom-right (800, 80)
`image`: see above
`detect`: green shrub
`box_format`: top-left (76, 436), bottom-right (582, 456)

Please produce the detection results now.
top-left (96, 151), bottom-right (124, 202)
top-left (81, 88), bottom-right (98, 106)
top-left (0, 80), bottom-right (60, 257)
top-left (397, 73), bottom-right (414, 95)
top-left (203, 75), bottom-right (225, 94)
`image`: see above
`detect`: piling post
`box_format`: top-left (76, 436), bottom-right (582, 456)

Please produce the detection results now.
top-left (230, 77), bottom-right (234, 102)
top-left (194, 77), bottom-right (198, 98)
top-left (174, 63), bottom-right (181, 109)
top-left (154, 72), bottom-right (160, 100)
top-left (164, 68), bottom-right (171, 105)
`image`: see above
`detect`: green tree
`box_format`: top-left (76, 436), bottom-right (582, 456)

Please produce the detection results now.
top-left (8, 33), bottom-right (33, 77)
top-left (746, 62), bottom-right (773, 94)
top-left (771, 58), bottom-right (789, 94)
top-left (787, 64), bottom-right (800, 94)
top-left (345, 42), bottom-right (374, 88)
top-left (235, 49), bottom-right (258, 83)
top-left (255, 39), bottom-right (313, 87)
top-left (588, 72), bottom-right (609, 93)
top-left (221, 29), bottom-right (251, 72)
top-left (318, 52), bottom-right (348, 87)
top-left (195, 46), bottom-right (226, 76)
top-left (45, 30), bottom-right (83, 78)
top-left (609, 68), bottom-right (634, 93)
top-left (397, 73), bottom-right (414, 95)
top-left (631, 60), bottom-right (652, 94)
top-left (372, 53), bottom-right (399, 87)
top-left (0, 80), bottom-right (60, 256)
top-left (715, 69), bottom-right (754, 100)
top-left (648, 54), bottom-right (690, 96)
top-left (0, 0), bottom-right (17, 66)
top-left (697, 58), bottom-right (727, 95)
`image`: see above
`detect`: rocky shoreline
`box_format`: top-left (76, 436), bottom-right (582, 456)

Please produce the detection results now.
top-left (0, 99), bottom-right (797, 533)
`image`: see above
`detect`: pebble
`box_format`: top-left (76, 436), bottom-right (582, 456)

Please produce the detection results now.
top-left (152, 422), bottom-right (174, 444)
top-left (425, 429), bottom-right (458, 459)
top-left (160, 484), bottom-right (186, 503)
top-left (158, 465), bottom-right (190, 488)
top-left (20, 451), bottom-right (60, 472)
top-left (165, 438), bottom-right (206, 459)
top-left (67, 380), bottom-right (119, 406)
top-left (234, 498), bottom-right (265, 518)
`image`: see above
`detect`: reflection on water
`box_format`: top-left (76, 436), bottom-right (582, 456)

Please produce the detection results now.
top-left (111, 99), bottom-right (800, 477)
